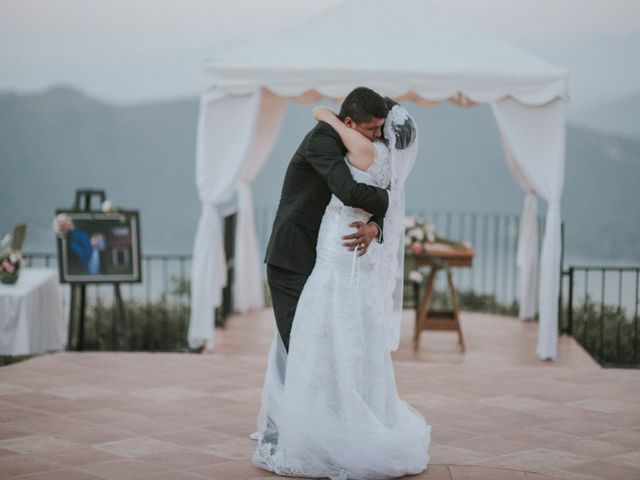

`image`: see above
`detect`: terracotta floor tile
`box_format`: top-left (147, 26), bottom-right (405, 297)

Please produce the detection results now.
top-left (43, 385), bottom-right (116, 400)
top-left (109, 418), bottom-right (187, 436)
top-left (0, 455), bottom-right (61, 479)
top-left (449, 464), bottom-right (528, 479)
top-left (427, 445), bottom-right (492, 465)
top-left (551, 438), bottom-right (636, 459)
top-left (187, 459), bottom-right (273, 480)
top-left (450, 434), bottom-right (534, 456)
top-left (560, 459), bottom-right (640, 480)
top-left (37, 447), bottom-right (123, 467)
top-left (482, 448), bottom-right (592, 471)
top-left (200, 437), bottom-right (256, 460)
top-left (0, 383), bottom-right (32, 396)
top-left (137, 448), bottom-right (229, 469)
top-left (607, 449), bottom-right (640, 468)
top-left (50, 425), bottom-right (138, 445)
top-left (414, 463), bottom-right (452, 479)
top-left (131, 386), bottom-right (209, 402)
top-left (10, 468), bottom-right (105, 479)
top-left (592, 429), bottom-right (640, 449)
top-left (95, 437), bottom-right (181, 458)
top-left (431, 425), bottom-right (482, 444)
top-left (0, 433), bottom-right (80, 455)
top-left (137, 471), bottom-right (210, 480)
top-left (0, 424), bottom-right (35, 440)
top-left (10, 415), bottom-right (97, 435)
top-left (538, 469), bottom-right (601, 480)
top-left (151, 428), bottom-right (237, 447)
top-left (543, 418), bottom-right (620, 438)
top-left (566, 398), bottom-right (632, 414)
top-left (75, 459), bottom-right (175, 480)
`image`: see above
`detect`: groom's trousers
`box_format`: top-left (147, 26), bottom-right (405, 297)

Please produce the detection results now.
top-left (266, 264), bottom-right (309, 353)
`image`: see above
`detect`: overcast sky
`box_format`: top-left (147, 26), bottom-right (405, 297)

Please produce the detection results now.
top-left (1, 0), bottom-right (639, 116)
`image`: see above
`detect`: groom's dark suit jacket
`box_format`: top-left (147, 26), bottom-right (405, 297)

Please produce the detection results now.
top-left (265, 121), bottom-right (389, 276)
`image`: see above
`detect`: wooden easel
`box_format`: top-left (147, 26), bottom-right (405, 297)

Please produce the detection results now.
top-left (413, 243), bottom-right (474, 352)
top-left (67, 190), bottom-right (128, 351)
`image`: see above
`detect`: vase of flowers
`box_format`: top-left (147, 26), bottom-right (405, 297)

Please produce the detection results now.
top-left (405, 216), bottom-right (471, 280)
top-left (404, 216), bottom-right (467, 256)
top-left (0, 250), bottom-right (24, 285)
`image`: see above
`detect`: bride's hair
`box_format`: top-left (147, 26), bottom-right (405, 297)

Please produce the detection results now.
top-left (383, 97), bottom-right (416, 150)
top-left (338, 87), bottom-right (388, 123)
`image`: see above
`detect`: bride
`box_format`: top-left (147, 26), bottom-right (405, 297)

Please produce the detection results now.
top-left (252, 99), bottom-right (431, 479)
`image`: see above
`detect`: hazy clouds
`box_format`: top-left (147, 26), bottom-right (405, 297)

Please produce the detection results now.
top-left (1, 0), bottom-right (639, 113)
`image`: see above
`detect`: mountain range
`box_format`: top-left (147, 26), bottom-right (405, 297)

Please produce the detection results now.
top-left (1, 86), bottom-right (638, 264)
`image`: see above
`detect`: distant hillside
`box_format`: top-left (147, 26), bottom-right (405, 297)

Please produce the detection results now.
top-left (1, 86), bottom-right (639, 263)
top-left (572, 91), bottom-right (640, 140)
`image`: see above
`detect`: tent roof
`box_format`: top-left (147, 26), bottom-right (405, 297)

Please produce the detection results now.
top-left (203, 0), bottom-right (569, 105)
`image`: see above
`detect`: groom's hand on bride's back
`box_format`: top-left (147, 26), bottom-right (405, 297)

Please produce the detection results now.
top-left (342, 222), bottom-right (379, 256)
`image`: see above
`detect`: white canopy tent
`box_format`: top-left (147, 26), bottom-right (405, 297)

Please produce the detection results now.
top-left (188, 0), bottom-right (569, 360)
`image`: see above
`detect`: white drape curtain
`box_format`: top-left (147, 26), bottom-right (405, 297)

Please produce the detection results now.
top-left (234, 91), bottom-right (287, 313)
top-left (500, 137), bottom-right (540, 321)
top-left (188, 89), bottom-right (262, 349)
top-left (492, 98), bottom-right (566, 360)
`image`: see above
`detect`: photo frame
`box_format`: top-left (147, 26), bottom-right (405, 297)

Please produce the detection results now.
top-left (55, 210), bottom-right (142, 284)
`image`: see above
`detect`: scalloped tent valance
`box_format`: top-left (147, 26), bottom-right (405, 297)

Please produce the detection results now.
top-left (203, 0), bottom-right (569, 106)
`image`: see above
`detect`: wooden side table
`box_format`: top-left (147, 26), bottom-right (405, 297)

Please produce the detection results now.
top-left (413, 243), bottom-right (474, 352)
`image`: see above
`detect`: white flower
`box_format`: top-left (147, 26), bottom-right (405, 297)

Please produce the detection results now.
top-left (424, 223), bottom-right (437, 243)
top-left (101, 200), bottom-right (115, 213)
top-left (53, 214), bottom-right (74, 237)
top-left (404, 216), bottom-right (416, 229)
top-left (408, 270), bottom-right (423, 283)
top-left (409, 227), bottom-right (424, 241)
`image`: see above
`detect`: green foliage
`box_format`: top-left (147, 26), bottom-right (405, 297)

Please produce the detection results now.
top-left (77, 297), bottom-right (192, 352)
top-left (403, 282), bottom-right (519, 316)
top-left (568, 295), bottom-right (639, 368)
top-left (0, 355), bottom-right (33, 367)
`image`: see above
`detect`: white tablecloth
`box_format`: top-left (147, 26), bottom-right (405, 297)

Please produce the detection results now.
top-left (0, 268), bottom-right (68, 355)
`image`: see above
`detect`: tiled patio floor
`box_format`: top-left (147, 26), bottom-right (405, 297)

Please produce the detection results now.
top-left (0, 309), bottom-right (639, 480)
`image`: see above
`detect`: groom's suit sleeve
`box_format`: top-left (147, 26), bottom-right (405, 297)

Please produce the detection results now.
top-left (306, 122), bottom-right (388, 241)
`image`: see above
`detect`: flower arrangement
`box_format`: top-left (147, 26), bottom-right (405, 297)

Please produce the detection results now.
top-left (101, 200), bottom-right (119, 214)
top-left (404, 216), bottom-right (467, 257)
top-left (53, 213), bottom-right (75, 238)
top-left (0, 250), bottom-right (25, 284)
top-left (0, 232), bottom-right (25, 285)
top-left (405, 216), bottom-right (470, 283)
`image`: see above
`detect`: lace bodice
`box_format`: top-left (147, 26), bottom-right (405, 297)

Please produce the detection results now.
top-left (366, 141), bottom-right (391, 188)
top-left (345, 140), bottom-right (390, 189)
top-left (326, 140), bottom-right (390, 215)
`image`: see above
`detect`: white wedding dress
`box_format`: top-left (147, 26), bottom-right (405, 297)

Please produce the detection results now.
top-left (252, 132), bottom-right (431, 480)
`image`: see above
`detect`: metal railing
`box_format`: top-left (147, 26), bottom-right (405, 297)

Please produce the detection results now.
top-left (24, 208), bottom-right (547, 350)
top-left (258, 208), bottom-right (547, 314)
top-left (560, 265), bottom-right (640, 368)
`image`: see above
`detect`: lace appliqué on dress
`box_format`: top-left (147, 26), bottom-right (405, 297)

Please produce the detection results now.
top-left (366, 141), bottom-right (391, 189)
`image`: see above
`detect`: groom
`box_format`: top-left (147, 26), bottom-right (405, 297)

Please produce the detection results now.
top-left (265, 86), bottom-right (389, 352)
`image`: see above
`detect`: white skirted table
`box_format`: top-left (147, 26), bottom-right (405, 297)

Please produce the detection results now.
top-left (0, 268), bottom-right (68, 355)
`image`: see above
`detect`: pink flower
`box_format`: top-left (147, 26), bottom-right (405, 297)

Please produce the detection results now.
top-left (2, 259), bottom-right (14, 273)
top-left (410, 241), bottom-right (424, 256)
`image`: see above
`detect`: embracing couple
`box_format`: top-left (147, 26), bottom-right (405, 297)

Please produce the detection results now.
top-left (252, 87), bottom-right (431, 479)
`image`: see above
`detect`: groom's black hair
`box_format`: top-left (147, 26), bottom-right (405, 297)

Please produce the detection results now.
top-left (338, 87), bottom-right (388, 124)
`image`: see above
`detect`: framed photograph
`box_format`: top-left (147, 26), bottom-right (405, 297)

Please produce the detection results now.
top-left (55, 210), bottom-right (142, 284)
